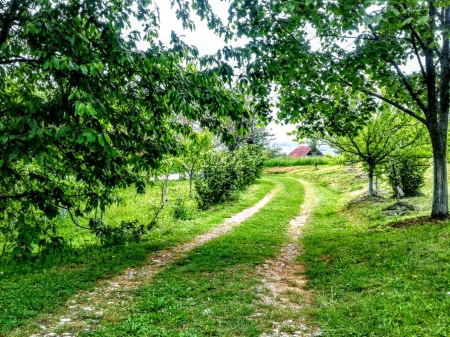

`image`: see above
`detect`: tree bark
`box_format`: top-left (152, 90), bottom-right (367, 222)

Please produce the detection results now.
top-left (368, 169), bottom-right (375, 197)
top-left (430, 133), bottom-right (448, 217)
top-left (164, 176), bottom-right (169, 195)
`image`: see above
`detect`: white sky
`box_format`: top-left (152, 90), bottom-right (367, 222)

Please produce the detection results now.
top-left (153, 0), bottom-right (298, 149)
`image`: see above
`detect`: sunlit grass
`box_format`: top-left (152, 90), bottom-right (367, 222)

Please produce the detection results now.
top-left (0, 179), bottom-right (274, 335)
top-left (264, 155), bottom-right (341, 168)
top-left (282, 165), bottom-right (450, 337)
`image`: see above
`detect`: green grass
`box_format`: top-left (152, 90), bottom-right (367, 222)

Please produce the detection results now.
top-left (85, 176), bottom-right (305, 337)
top-left (284, 165), bottom-right (450, 337)
top-left (264, 155), bottom-right (341, 168)
top-left (5, 163), bottom-right (449, 336)
top-left (0, 179), bottom-right (274, 335)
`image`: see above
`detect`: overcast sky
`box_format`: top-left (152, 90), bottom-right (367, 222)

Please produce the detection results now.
top-left (152, 1), bottom-right (298, 148)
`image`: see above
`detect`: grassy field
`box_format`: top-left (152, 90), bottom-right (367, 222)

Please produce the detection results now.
top-left (280, 165), bottom-right (450, 337)
top-left (0, 178), bottom-right (275, 335)
top-left (3, 163), bottom-right (450, 336)
top-left (264, 155), bottom-right (341, 168)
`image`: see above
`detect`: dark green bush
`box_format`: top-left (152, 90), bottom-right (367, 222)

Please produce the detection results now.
top-left (384, 156), bottom-right (429, 197)
top-left (89, 219), bottom-right (146, 246)
top-left (195, 145), bottom-right (266, 210)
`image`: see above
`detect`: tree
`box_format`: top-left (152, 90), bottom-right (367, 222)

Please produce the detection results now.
top-left (221, 116), bottom-right (274, 152)
top-left (384, 150), bottom-right (430, 197)
top-left (184, 0), bottom-right (450, 217)
top-left (323, 105), bottom-right (427, 197)
top-left (0, 0), bottom-right (251, 255)
top-left (177, 131), bottom-right (213, 197)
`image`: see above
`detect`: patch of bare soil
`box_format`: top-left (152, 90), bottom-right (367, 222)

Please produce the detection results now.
top-left (20, 191), bottom-right (276, 337)
top-left (255, 180), bottom-right (322, 337)
top-left (349, 194), bottom-right (386, 205)
top-left (381, 201), bottom-right (416, 216)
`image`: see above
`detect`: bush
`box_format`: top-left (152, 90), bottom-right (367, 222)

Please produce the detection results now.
top-left (195, 145), bottom-right (266, 210)
top-left (171, 195), bottom-right (194, 220)
top-left (384, 156), bottom-right (429, 197)
top-left (89, 219), bottom-right (146, 246)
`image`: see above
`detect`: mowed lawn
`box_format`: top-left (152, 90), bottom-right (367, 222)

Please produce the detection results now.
top-left (2, 165), bottom-right (450, 337)
top-left (287, 165), bottom-right (450, 337)
top-left (0, 178), bottom-right (275, 335)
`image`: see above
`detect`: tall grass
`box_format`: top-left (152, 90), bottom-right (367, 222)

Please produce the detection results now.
top-left (264, 155), bottom-right (341, 167)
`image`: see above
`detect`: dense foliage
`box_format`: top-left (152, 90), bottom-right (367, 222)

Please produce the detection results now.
top-left (0, 0), bottom-right (253, 258)
top-left (195, 145), bottom-right (265, 210)
top-left (385, 155), bottom-right (429, 197)
top-left (183, 0), bottom-right (450, 216)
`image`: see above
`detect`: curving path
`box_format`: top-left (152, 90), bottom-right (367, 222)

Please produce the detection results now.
top-left (18, 190), bottom-right (277, 337)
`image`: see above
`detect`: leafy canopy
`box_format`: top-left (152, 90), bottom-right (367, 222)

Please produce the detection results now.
top-left (183, 0), bottom-right (450, 216)
top-left (0, 0), bottom-right (254, 256)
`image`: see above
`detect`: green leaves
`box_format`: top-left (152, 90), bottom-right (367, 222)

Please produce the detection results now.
top-left (80, 65), bottom-right (88, 75)
top-left (400, 17), bottom-right (413, 27)
top-left (1, 0), bottom-right (253, 259)
top-left (195, 145), bottom-right (265, 210)
top-left (97, 134), bottom-right (105, 146)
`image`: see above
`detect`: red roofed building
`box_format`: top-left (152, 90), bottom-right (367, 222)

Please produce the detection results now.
top-left (288, 145), bottom-right (323, 157)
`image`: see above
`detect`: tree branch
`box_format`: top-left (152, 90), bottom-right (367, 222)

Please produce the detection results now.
top-left (337, 77), bottom-right (427, 124)
top-left (367, 24), bottom-right (427, 115)
top-left (0, 57), bottom-right (40, 65)
top-left (390, 61), bottom-right (428, 114)
top-left (410, 29), bottom-right (427, 80)
top-left (0, 0), bottom-right (19, 47)
top-left (67, 208), bottom-right (91, 230)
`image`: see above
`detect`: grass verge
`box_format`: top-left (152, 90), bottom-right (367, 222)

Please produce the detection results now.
top-left (289, 166), bottom-right (450, 337)
top-left (264, 156), bottom-right (340, 168)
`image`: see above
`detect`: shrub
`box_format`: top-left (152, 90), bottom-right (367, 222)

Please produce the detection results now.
top-left (384, 156), bottom-right (429, 197)
top-left (194, 151), bottom-right (237, 210)
top-left (89, 219), bottom-right (146, 246)
top-left (195, 145), bottom-right (265, 210)
top-left (171, 195), bottom-right (194, 220)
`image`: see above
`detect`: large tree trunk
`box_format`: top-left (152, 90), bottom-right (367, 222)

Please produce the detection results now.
top-left (430, 135), bottom-right (448, 217)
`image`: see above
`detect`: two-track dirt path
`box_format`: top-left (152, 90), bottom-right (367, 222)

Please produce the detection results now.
top-left (21, 190), bottom-right (277, 337)
top-left (17, 178), bottom-right (321, 337)
top-left (256, 179), bottom-right (322, 337)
